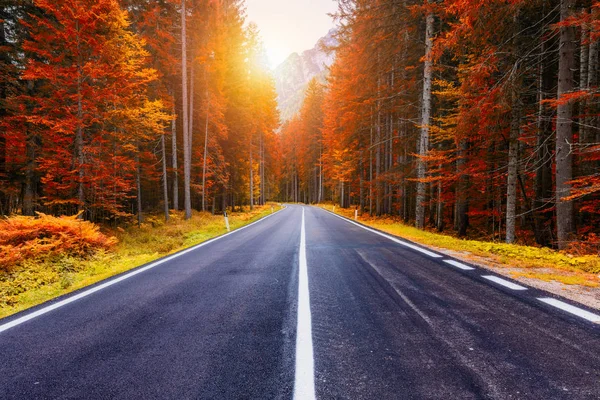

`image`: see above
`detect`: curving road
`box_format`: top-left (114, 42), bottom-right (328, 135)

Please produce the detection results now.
top-left (1, 205), bottom-right (599, 399)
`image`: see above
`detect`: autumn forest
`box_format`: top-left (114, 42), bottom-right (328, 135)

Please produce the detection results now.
top-left (1, 0), bottom-right (600, 252)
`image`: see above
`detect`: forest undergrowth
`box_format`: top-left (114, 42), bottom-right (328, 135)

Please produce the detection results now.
top-left (0, 205), bottom-right (279, 318)
top-left (318, 204), bottom-right (600, 288)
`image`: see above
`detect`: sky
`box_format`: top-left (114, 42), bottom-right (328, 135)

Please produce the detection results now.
top-left (244, 0), bottom-right (338, 69)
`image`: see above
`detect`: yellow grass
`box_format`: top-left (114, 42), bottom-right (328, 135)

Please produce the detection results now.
top-left (0, 205), bottom-right (281, 319)
top-left (317, 204), bottom-right (600, 287)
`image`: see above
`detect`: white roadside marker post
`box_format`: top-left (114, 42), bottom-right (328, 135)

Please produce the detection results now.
top-left (224, 210), bottom-right (230, 232)
top-left (355, 208), bottom-right (358, 220)
top-left (271, 205), bottom-right (274, 214)
top-left (333, 205), bottom-right (336, 213)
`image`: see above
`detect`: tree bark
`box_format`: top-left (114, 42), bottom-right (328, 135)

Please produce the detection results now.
top-left (136, 143), bottom-right (143, 228)
top-left (249, 136), bottom-right (254, 210)
top-left (181, 0), bottom-right (192, 219)
top-left (416, 10), bottom-right (434, 229)
top-left (171, 103), bottom-right (179, 211)
top-left (506, 85), bottom-right (520, 243)
top-left (76, 22), bottom-right (85, 217)
top-left (456, 139), bottom-right (469, 237)
top-left (534, 41), bottom-right (555, 247)
top-left (202, 94), bottom-right (209, 212)
top-left (556, 0), bottom-right (576, 249)
top-left (161, 133), bottom-right (170, 222)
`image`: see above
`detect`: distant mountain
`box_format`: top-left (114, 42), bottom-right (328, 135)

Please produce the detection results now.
top-left (273, 29), bottom-right (337, 122)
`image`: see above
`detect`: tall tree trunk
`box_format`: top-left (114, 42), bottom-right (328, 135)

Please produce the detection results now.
top-left (76, 23), bottom-right (85, 217)
top-left (318, 145), bottom-right (323, 203)
top-left (588, 30), bottom-right (599, 144)
top-left (436, 181), bottom-right (444, 232)
top-left (506, 84), bottom-right (520, 243)
top-left (369, 115), bottom-right (373, 216)
top-left (181, 0), bottom-right (192, 219)
top-left (23, 129), bottom-right (36, 216)
top-left (202, 94), bottom-right (209, 212)
top-left (533, 31), bottom-right (555, 247)
top-left (23, 81), bottom-right (36, 216)
top-left (171, 103), bottom-right (179, 211)
top-left (0, 16), bottom-right (7, 216)
top-left (556, 0), bottom-right (576, 249)
top-left (250, 137), bottom-right (254, 210)
top-left (136, 143), bottom-right (143, 228)
top-left (260, 130), bottom-right (265, 205)
top-left (456, 139), bottom-right (469, 237)
top-left (416, 10), bottom-right (434, 229)
top-left (580, 20), bottom-right (590, 142)
top-left (376, 74), bottom-right (382, 215)
top-left (161, 133), bottom-right (170, 222)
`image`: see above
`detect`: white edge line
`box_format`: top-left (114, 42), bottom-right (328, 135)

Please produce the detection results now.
top-left (482, 275), bottom-right (528, 291)
top-left (294, 207), bottom-right (316, 400)
top-left (323, 208), bottom-right (443, 258)
top-left (0, 207), bottom-right (287, 334)
top-left (538, 298), bottom-right (600, 323)
top-left (443, 259), bottom-right (475, 271)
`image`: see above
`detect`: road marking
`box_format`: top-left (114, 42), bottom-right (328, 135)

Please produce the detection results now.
top-left (443, 260), bottom-right (475, 271)
top-left (538, 298), bottom-right (600, 323)
top-left (482, 275), bottom-right (527, 291)
top-left (294, 208), bottom-right (316, 400)
top-left (325, 210), bottom-right (443, 258)
top-left (0, 207), bottom-right (286, 334)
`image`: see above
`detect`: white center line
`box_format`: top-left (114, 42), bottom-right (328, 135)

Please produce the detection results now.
top-left (325, 210), bottom-right (443, 258)
top-left (538, 298), bottom-right (600, 323)
top-left (0, 207), bottom-right (285, 334)
top-left (294, 207), bottom-right (317, 400)
top-left (482, 275), bottom-right (527, 291)
top-left (443, 260), bottom-right (475, 271)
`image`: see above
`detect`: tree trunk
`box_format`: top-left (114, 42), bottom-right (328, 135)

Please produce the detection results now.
top-left (369, 116), bottom-right (373, 216)
top-left (0, 16), bottom-right (7, 216)
top-left (588, 30), bottom-right (599, 144)
top-left (416, 10), bottom-right (434, 229)
top-left (376, 74), bottom-right (382, 216)
top-left (580, 21), bottom-right (590, 143)
top-left (456, 139), bottom-right (469, 237)
top-left (249, 137), bottom-right (254, 210)
top-left (556, 0), bottom-right (576, 249)
top-left (202, 94), bottom-right (209, 212)
top-left (436, 181), bottom-right (444, 232)
top-left (318, 144), bottom-right (323, 203)
top-left (76, 23), bottom-right (85, 217)
top-left (161, 133), bottom-right (170, 222)
top-left (181, 0), bottom-right (192, 219)
top-left (506, 86), bottom-right (520, 243)
top-left (172, 103), bottom-right (179, 211)
top-left (136, 143), bottom-right (143, 228)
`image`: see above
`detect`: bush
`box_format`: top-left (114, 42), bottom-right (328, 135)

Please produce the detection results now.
top-left (0, 212), bottom-right (117, 270)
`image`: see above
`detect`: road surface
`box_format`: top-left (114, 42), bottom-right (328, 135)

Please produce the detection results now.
top-left (1, 205), bottom-right (599, 399)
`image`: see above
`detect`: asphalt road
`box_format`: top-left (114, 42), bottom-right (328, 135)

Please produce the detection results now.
top-left (1, 205), bottom-right (599, 399)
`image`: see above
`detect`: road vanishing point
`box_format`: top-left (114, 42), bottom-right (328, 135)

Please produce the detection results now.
top-left (1, 205), bottom-right (599, 399)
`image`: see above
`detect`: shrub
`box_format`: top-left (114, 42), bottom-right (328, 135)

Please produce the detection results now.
top-left (0, 212), bottom-right (117, 270)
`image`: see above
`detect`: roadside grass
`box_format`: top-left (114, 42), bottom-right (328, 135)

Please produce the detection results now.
top-left (0, 204), bottom-right (280, 319)
top-left (317, 204), bottom-right (600, 287)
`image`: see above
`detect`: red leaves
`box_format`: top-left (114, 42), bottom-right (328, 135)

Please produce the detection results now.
top-left (14, 0), bottom-right (166, 218)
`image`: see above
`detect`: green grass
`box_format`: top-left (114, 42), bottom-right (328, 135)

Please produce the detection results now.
top-left (317, 204), bottom-right (600, 287)
top-left (0, 204), bottom-right (280, 319)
